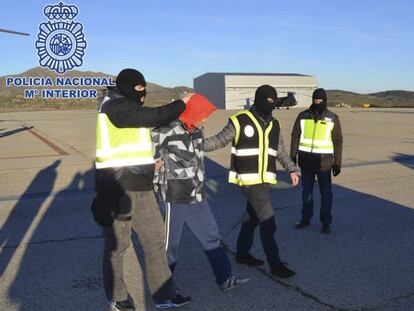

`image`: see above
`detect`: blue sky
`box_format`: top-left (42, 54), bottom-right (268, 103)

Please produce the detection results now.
top-left (1, 0), bottom-right (413, 92)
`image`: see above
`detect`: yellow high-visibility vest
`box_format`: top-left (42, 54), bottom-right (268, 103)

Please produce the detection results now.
top-left (228, 110), bottom-right (279, 186)
top-left (95, 99), bottom-right (154, 169)
top-left (299, 119), bottom-right (334, 154)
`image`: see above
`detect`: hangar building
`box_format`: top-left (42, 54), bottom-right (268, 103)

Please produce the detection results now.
top-left (193, 72), bottom-right (318, 110)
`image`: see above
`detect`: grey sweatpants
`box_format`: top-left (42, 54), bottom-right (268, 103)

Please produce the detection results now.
top-left (103, 190), bottom-right (176, 303)
top-left (164, 200), bottom-right (221, 265)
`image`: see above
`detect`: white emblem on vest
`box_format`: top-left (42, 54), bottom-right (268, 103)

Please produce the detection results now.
top-left (244, 125), bottom-right (254, 137)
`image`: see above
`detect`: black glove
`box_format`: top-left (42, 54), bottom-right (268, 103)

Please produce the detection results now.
top-left (91, 195), bottom-right (119, 227)
top-left (332, 164), bottom-right (341, 177)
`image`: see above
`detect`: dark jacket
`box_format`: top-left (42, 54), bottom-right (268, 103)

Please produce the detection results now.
top-left (290, 108), bottom-right (343, 171)
top-left (95, 87), bottom-right (186, 197)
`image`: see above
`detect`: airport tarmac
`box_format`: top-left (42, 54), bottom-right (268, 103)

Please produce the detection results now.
top-left (0, 108), bottom-right (413, 311)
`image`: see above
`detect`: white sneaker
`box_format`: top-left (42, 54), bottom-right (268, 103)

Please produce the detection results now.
top-left (220, 275), bottom-right (250, 292)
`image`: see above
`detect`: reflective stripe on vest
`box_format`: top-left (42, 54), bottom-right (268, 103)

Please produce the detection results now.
top-left (95, 113), bottom-right (154, 169)
top-left (299, 119), bottom-right (334, 154)
top-left (229, 171), bottom-right (277, 186)
top-left (228, 110), bottom-right (277, 186)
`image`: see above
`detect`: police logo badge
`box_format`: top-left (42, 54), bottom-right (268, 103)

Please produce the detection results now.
top-left (35, 2), bottom-right (87, 74)
top-left (244, 125), bottom-right (255, 138)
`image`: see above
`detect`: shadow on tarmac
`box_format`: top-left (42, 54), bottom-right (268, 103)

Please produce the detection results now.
top-left (0, 159), bottom-right (61, 277)
top-left (1, 165), bottom-right (99, 310)
top-left (200, 158), bottom-right (414, 310)
top-left (0, 126), bottom-right (33, 138)
top-left (1, 157), bottom-right (413, 310)
top-left (392, 153), bottom-right (414, 170)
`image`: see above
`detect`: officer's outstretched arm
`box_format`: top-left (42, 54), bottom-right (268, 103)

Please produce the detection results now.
top-left (105, 98), bottom-right (186, 129)
top-left (204, 121), bottom-right (235, 152)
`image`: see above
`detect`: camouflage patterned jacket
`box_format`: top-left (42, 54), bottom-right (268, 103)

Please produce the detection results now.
top-left (152, 120), bottom-right (205, 204)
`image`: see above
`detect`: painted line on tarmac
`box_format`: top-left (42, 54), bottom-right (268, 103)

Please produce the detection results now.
top-left (205, 157), bottom-right (414, 181)
top-left (1, 234), bottom-right (103, 250)
top-left (26, 126), bottom-right (69, 155)
top-left (0, 188), bottom-right (94, 202)
top-left (343, 157), bottom-right (414, 169)
top-left (0, 154), bottom-right (58, 160)
top-left (0, 177), bottom-right (366, 203)
top-left (68, 146), bottom-right (94, 160)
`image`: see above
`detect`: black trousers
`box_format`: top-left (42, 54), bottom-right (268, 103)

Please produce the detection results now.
top-left (236, 184), bottom-right (281, 265)
top-left (301, 168), bottom-right (333, 225)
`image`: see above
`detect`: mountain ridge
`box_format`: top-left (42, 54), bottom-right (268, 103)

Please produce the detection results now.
top-left (1, 67), bottom-right (413, 110)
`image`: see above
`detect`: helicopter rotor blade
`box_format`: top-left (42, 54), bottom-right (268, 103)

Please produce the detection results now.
top-left (0, 28), bottom-right (30, 36)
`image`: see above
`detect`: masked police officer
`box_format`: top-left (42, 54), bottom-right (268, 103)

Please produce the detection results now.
top-left (92, 68), bottom-right (192, 310)
top-left (290, 88), bottom-right (343, 234)
top-left (204, 84), bottom-right (299, 278)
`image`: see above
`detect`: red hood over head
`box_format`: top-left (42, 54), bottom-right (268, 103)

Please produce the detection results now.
top-left (179, 94), bottom-right (217, 131)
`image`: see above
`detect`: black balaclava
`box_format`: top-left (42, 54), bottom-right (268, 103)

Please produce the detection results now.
top-left (254, 84), bottom-right (278, 119)
top-left (310, 88), bottom-right (327, 115)
top-left (116, 68), bottom-right (147, 104)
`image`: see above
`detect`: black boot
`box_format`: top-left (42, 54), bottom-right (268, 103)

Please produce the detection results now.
top-left (236, 219), bottom-right (258, 257)
top-left (235, 252), bottom-right (265, 266)
top-left (295, 220), bottom-right (310, 229)
top-left (270, 262), bottom-right (296, 279)
top-left (321, 224), bottom-right (331, 234)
